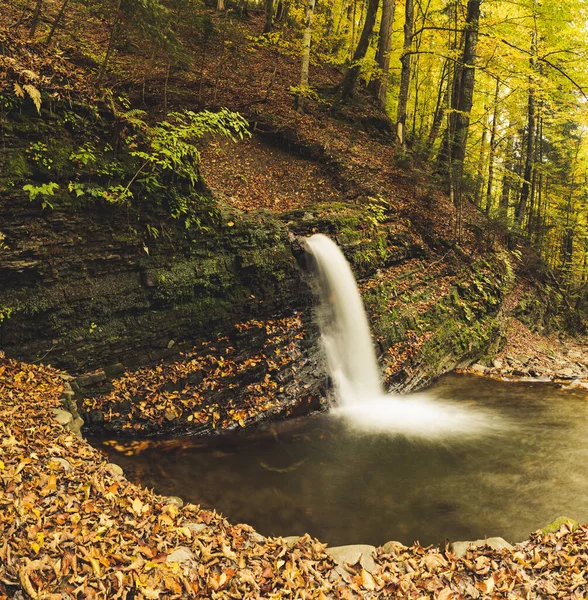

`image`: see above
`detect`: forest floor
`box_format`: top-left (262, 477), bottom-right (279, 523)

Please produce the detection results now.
top-left (2, 6), bottom-right (588, 597)
top-left (3, 355), bottom-right (588, 599)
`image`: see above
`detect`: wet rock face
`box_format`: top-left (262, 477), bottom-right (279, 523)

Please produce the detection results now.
top-left (0, 196), bottom-right (308, 373)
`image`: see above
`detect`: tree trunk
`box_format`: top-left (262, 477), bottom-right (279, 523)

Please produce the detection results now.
top-left (485, 77), bottom-right (500, 214)
top-left (96, 0), bottom-right (122, 88)
top-left (369, 0), bottom-right (395, 109)
top-left (474, 105), bottom-right (488, 206)
top-left (29, 0), bottom-right (43, 37)
top-left (263, 0), bottom-right (274, 33)
top-left (337, 0), bottom-right (380, 101)
top-left (46, 0), bottom-right (70, 44)
top-left (14, 1), bottom-right (31, 29)
top-left (217, 0), bottom-right (226, 11)
top-left (516, 31), bottom-right (537, 227)
top-left (426, 59), bottom-right (449, 154)
top-left (449, 0), bottom-right (481, 169)
top-left (395, 0), bottom-right (414, 146)
top-left (297, 0), bottom-right (316, 112)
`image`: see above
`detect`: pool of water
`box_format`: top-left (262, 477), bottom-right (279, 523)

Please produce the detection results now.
top-left (94, 374), bottom-right (588, 547)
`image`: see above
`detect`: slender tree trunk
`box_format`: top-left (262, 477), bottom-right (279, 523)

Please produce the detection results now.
top-left (29, 0), bottom-right (43, 37)
top-left (217, 0), bottom-right (226, 11)
top-left (427, 59), bottom-right (449, 154)
top-left (369, 0), bottom-right (395, 109)
top-left (337, 0), bottom-right (380, 101)
top-left (46, 0), bottom-right (70, 44)
top-left (395, 0), bottom-right (414, 146)
top-left (263, 0), bottom-right (274, 33)
top-left (297, 0), bottom-right (316, 112)
top-left (349, 0), bottom-right (357, 60)
top-left (516, 31), bottom-right (537, 227)
top-left (527, 115), bottom-right (540, 236)
top-left (485, 77), bottom-right (500, 214)
top-left (14, 1), bottom-right (32, 29)
top-left (96, 0), bottom-right (122, 88)
top-left (474, 105), bottom-right (488, 206)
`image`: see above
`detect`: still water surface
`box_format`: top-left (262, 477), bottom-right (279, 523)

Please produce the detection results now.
top-left (94, 374), bottom-right (588, 546)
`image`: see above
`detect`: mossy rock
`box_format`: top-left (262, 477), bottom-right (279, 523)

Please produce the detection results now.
top-left (541, 516), bottom-right (579, 534)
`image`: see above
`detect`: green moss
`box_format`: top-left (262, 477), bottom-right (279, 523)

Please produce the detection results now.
top-left (7, 152), bottom-right (32, 182)
top-left (541, 517), bottom-right (579, 534)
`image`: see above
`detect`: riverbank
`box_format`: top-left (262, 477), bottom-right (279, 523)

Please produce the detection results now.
top-left (2, 355), bottom-right (588, 599)
top-left (460, 315), bottom-right (588, 389)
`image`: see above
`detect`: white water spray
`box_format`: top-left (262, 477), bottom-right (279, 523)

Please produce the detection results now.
top-left (306, 233), bottom-right (383, 406)
top-left (306, 233), bottom-right (505, 439)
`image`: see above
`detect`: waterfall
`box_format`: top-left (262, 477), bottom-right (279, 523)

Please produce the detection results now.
top-left (306, 233), bottom-right (382, 406)
top-left (305, 233), bottom-right (506, 439)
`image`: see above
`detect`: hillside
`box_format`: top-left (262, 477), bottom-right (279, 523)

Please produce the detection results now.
top-left (1, 3), bottom-right (586, 438)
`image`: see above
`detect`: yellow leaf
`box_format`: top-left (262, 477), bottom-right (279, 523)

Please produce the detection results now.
top-left (0, 460), bottom-right (4, 470)
top-left (227, 221), bottom-right (235, 227)
top-left (13, 83), bottom-right (24, 98)
top-left (23, 84), bottom-right (41, 115)
top-left (132, 497), bottom-right (144, 515)
top-left (89, 557), bottom-right (102, 577)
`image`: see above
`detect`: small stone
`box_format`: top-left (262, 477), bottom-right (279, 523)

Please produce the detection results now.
top-left (560, 367), bottom-right (578, 379)
top-left (249, 532), bottom-right (265, 544)
top-left (105, 463), bottom-right (124, 478)
top-left (104, 363), bottom-right (125, 378)
top-left (185, 522), bottom-right (208, 535)
top-left (69, 416), bottom-right (84, 438)
top-left (282, 536), bottom-right (300, 547)
top-left (380, 540), bottom-right (407, 555)
top-left (516, 355), bottom-right (531, 366)
top-left (166, 547), bottom-right (195, 565)
top-left (61, 388), bottom-right (76, 401)
top-left (492, 358), bottom-right (503, 369)
top-left (164, 410), bottom-right (177, 422)
top-left (52, 408), bottom-right (73, 426)
top-left (326, 544), bottom-right (377, 574)
top-left (450, 537), bottom-right (513, 558)
top-left (167, 339), bottom-right (176, 349)
top-left (165, 496), bottom-right (184, 509)
top-left (471, 364), bottom-right (487, 374)
top-left (76, 370), bottom-right (107, 387)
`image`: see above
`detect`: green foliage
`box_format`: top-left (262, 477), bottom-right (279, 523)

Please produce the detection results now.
top-left (26, 142), bottom-right (53, 171)
top-left (69, 143), bottom-right (97, 168)
top-left (23, 183), bottom-right (60, 209)
top-left (288, 86), bottom-right (331, 107)
top-left (0, 304), bottom-right (12, 323)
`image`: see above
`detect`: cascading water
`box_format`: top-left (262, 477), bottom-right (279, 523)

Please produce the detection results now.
top-left (305, 233), bottom-right (383, 406)
top-left (306, 233), bottom-right (507, 438)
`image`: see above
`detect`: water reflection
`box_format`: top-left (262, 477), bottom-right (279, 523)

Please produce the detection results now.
top-left (94, 374), bottom-right (588, 547)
